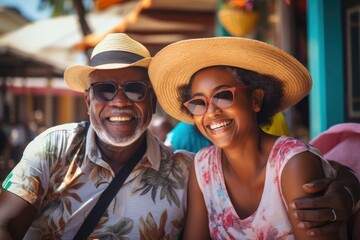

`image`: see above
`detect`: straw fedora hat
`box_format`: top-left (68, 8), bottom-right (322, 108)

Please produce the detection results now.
top-left (64, 33), bottom-right (151, 92)
top-left (148, 36), bottom-right (312, 124)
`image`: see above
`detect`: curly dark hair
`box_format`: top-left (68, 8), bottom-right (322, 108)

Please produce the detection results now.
top-left (178, 65), bottom-right (284, 127)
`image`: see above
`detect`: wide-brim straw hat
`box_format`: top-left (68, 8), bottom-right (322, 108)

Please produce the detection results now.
top-left (64, 33), bottom-right (152, 92)
top-left (149, 36), bottom-right (312, 124)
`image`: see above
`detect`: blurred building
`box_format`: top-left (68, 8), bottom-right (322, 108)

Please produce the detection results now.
top-left (0, 0), bottom-right (358, 140)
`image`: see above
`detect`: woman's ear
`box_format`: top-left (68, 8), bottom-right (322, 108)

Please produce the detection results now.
top-left (252, 89), bottom-right (264, 112)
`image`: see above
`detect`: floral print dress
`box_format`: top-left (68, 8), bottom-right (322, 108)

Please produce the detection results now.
top-left (194, 136), bottom-right (336, 240)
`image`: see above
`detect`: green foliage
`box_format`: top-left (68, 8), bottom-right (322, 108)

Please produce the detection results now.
top-left (38, 0), bottom-right (93, 17)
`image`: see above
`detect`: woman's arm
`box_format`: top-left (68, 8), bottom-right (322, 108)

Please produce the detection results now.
top-left (281, 151), bottom-right (342, 239)
top-left (182, 164), bottom-right (211, 240)
top-left (0, 189), bottom-right (37, 240)
top-left (291, 161), bottom-right (360, 237)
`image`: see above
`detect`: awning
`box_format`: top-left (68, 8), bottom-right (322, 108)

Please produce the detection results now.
top-left (0, 45), bottom-right (64, 78)
top-left (0, 0), bottom-right (143, 76)
top-left (0, 0), bottom-right (216, 78)
top-left (4, 77), bottom-right (82, 96)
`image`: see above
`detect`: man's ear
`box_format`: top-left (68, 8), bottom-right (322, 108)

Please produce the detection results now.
top-left (152, 92), bottom-right (157, 114)
top-left (252, 89), bottom-right (264, 112)
top-left (84, 91), bottom-right (90, 114)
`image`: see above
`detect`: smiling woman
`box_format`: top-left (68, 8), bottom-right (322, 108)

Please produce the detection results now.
top-left (148, 36), bottom-right (357, 239)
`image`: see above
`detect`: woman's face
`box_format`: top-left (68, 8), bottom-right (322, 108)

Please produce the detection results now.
top-left (190, 66), bottom-right (262, 149)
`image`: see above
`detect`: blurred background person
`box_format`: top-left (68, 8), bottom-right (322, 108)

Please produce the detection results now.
top-left (148, 114), bottom-right (174, 142)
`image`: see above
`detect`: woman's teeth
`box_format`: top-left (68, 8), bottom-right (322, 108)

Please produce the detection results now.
top-left (209, 121), bottom-right (231, 130)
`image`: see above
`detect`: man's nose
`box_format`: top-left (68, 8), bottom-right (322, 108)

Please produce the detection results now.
top-left (110, 87), bottom-right (132, 105)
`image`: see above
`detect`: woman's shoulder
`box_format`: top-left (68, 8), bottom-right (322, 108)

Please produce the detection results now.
top-left (196, 145), bottom-right (217, 158)
top-left (272, 136), bottom-right (309, 154)
top-left (193, 145), bottom-right (220, 168)
top-left (267, 136), bottom-right (310, 168)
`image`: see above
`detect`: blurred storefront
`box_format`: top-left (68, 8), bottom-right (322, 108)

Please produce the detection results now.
top-left (0, 0), bottom-right (217, 130)
top-left (0, 0), bottom-right (358, 139)
top-left (1, 77), bottom-right (87, 126)
top-left (307, 0), bottom-right (360, 138)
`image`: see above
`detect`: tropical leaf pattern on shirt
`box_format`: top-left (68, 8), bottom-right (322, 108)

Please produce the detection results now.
top-left (90, 217), bottom-right (134, 240)
top-left (135, 151), bottom-right (191, 207)
top-left (32, 164), bottom-right (85, 236)
top-left (90, 161), bottom-right (113, 188)
top-left (30, 130), bottom-right (87, 237)
top-left (2, 123), bottom-right (193, 239)
top-left (139, 211), bottom-right (173, 240)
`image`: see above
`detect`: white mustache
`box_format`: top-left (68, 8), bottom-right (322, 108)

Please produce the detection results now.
top-left (103, 109), bottom-right (140, 119)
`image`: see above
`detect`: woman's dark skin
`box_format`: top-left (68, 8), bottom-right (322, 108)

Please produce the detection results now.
top-left (181, 66), bottom-right (359, 238)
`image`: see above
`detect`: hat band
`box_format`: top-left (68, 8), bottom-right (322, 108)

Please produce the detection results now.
top-left (90, 50), bottom-right (144, 67)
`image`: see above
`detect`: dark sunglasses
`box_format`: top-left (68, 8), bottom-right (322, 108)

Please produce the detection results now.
top-left (88, 81), bottom-right (151, 102)
top-left (183, 85), bottom-right (249, 116)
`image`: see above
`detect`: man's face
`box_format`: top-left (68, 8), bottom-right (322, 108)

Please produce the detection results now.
top-left (85, 67), bottom-right (155, 147)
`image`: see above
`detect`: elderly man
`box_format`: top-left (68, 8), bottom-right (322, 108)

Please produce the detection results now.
top-left (0, 33), bottom-right (193, 239)
top-left (0, 33), bottom-right (358, 239)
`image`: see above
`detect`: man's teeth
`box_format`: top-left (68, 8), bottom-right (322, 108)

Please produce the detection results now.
top-left (209, 121), bottom-right (231, 130)
top-left (109, 116), bottom-right (132, 122)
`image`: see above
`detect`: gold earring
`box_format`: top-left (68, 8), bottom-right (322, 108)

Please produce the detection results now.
top-left (254, 104), bottom-right (261, 112)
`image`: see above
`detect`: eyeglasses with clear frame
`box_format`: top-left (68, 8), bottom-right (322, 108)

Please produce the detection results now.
top-left (183, 85), bottom-right (249, 116)
top-left (88, 81), bottom-right (151, 102)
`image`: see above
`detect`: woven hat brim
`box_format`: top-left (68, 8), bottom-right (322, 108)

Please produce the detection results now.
top-left (148, 37), bottom-right (312, 124)
top-left (64, 57), bottom-right (151, 92)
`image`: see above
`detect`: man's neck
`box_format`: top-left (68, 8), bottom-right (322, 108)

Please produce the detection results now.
top-left (96, 133), bottom-right (147, 173)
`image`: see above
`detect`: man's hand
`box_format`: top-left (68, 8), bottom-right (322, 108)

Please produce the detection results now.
top-left (290, 177), bottom-right (353, 237)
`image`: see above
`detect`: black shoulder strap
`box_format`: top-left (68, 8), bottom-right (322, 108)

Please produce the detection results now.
top-left (74, 139), bottom-right (147, 239)
top-left (84, 121), bottom-right (90, 131)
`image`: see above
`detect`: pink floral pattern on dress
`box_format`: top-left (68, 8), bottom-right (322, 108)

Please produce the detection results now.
top-left (202, 171), bottom-right (211, 185)
top-left (194, 136), bottom-right (336, 240)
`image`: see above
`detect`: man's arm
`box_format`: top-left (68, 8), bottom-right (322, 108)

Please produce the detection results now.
top-left (291, 161), bottom-right (360, 237)
top-left (0, 189), bottom-right (37, 240)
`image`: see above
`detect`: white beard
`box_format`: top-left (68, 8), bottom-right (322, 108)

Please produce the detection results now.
top-left (90, 111), bottom-right (147, 147)
top-left (93, 126), bottom-right (146, 147)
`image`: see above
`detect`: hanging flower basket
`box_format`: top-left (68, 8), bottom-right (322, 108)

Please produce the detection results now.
top-left (218, 7), bottom-right (260, 36)
top-left (218, 0), bottom-right (260, 36)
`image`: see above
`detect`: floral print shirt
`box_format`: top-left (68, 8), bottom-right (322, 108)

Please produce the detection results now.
top-left (194, 136), bottom-right (336, 240)
top-left (2, 121), bottom-right (194, 239)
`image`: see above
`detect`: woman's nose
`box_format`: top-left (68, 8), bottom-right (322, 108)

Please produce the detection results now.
top-left (206, 101), bottom-right (221, 115)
